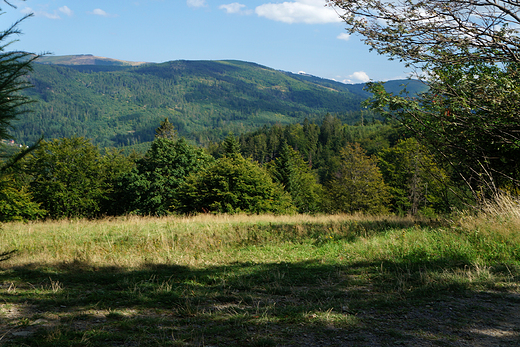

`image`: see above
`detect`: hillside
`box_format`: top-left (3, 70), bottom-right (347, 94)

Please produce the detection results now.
top-left (12, 56), bottom-right (426, 148)
top-left (35, 54), bottom-right (148, 67)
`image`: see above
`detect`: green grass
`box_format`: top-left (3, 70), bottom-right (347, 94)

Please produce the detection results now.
top-left (1, 211), bottom-right (520, 346)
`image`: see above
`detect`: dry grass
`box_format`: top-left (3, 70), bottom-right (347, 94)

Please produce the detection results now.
top-left (2, 196), bottom-right (519, 270)
top-left (0, 213), bottom-right (420, 268)
top-left (457, 193), bottom-right (520, 244)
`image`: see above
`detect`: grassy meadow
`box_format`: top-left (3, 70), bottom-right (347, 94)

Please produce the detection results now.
top-left (1, 199), bottom-right (520, 346)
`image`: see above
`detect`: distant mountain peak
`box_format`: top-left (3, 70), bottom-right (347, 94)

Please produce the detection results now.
top-left (36, 54), bottom-right (148, 67)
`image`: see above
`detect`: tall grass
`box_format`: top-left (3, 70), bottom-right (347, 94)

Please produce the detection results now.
top-left (0, 214), bottom-right (417, 268)
top-left (1, 195), bottom-right (519, 271)
top-left (460, 193), bottom-right (520, 234)
top-left (453, 193), bottom-right (520, 262)
top-left (2, 202), bottom-right (520, 346)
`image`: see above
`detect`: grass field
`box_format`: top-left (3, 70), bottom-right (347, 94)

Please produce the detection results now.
top-left (1, 199), bottom-right (520, 346)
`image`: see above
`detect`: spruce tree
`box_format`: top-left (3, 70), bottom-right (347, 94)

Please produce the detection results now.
top-left (270, 142), bottom-right (323, 213)
top-left (155, 118), bottom-right (177, 140)
top-left (0, 4), bottom-right (42, 225)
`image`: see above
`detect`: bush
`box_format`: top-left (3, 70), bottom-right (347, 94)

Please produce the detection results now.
top-left (178, 153), bottom-right (296, 214)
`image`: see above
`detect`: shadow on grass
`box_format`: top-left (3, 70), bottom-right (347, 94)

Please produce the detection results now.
top-left (1, 256), bottom-right (519, 346)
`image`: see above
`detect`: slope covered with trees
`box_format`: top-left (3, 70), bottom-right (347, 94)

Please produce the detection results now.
top-left (12, 57), bottom-right (426, 149)
top-left (12, 59), bottom-right (361, 147)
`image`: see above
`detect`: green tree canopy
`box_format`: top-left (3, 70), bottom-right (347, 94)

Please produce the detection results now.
top-left (178, 152), bottom-right (295, 215)
top-left (122, 136), bottom-right (213, 215)
top-left (366, 61), bottom-right (520, 198)
top-left (0, 174), bottom-right (45, 222)
top-left (97, 148), bottom-right (136, 216)
top-left (328, 0), bottom-right (520, 67)
top-left (378, 138), bottom-right (451, 216)
top-left (269, 142), bottom-right (323, 213)
top-left (222, 133), bottom-right (241, 158)
top-left (325, 143), bottom-right (389, 214)
top-left (27, 137), bottom-right (108, 219)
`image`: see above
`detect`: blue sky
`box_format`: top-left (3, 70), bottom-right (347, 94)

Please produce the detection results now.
top-left (2, 0), bottom-right (410, 83)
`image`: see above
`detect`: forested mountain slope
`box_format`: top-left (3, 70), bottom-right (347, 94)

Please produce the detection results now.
top-left (35, 54), bottom-right (148, 67)
top-left (12, 57), bottom-right (426, 148)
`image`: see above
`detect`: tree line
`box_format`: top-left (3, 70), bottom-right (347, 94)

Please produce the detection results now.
top-left (1, 117), bottom-right (460, 221)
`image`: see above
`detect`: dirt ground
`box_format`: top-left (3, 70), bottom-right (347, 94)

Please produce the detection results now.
top-left (1, 290), bottom-right (520, 346)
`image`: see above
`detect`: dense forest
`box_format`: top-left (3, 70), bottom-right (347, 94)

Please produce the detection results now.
top-left (2, 55), bottom-right (514, 222)
top-left (12, 58), bottom-right (427, 149)
top-left (0, 57), bottom-right (463, 221)
top-left (1, 116), bottom-right (462, 221)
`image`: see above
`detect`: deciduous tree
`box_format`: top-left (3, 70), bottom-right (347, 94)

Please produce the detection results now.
top-left (329, 0), bottom-right (520, 199)
top-left (328, 0), bottom-right (520, 67)
top-left (178, 146), bottom-right (295, 215)
top-left (325, 143), bottom-right (389, 214)
top-left (366, 61), bottom-right (520, 198)
top-left (27, 137), bottom-right (108, 219)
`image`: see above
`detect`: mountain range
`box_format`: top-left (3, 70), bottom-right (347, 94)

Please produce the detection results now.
top-left (12, 55), bottom-right (427, 149)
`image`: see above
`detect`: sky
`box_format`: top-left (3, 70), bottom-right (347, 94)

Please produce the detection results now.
top-left (1, 0), bottom-right (411, 83)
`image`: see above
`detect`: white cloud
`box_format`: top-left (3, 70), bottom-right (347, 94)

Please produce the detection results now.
top-left (351, 71), bottom-right (370, 82)
top-left (21, 7), bottom-right (60, 19)
top-left (90, 8), bottom-right (110, 17)
top-left (187, 0), bottom-right (206, 8)
top-left (343, 71), bottom-right (370, 83)
top-left (337, 33), bottom-right (350, 41)
top-left (43, 12), bottom-right (60, 19)
top-left (255, 0), bottom-right (341, 24)
top-left (59, 6), bottom-right (73, 17)
top-left (219, 3), bottom-right (252, 15)
top-left (20, 7), bottom-right (34, 15)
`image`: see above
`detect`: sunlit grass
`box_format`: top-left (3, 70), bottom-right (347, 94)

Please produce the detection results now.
top-left (1, 200), bottom-right (520, 346)
top-left (1, 205), bottom-right (520, 270)
top-left (0, 213), bottom-right (421, 268)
